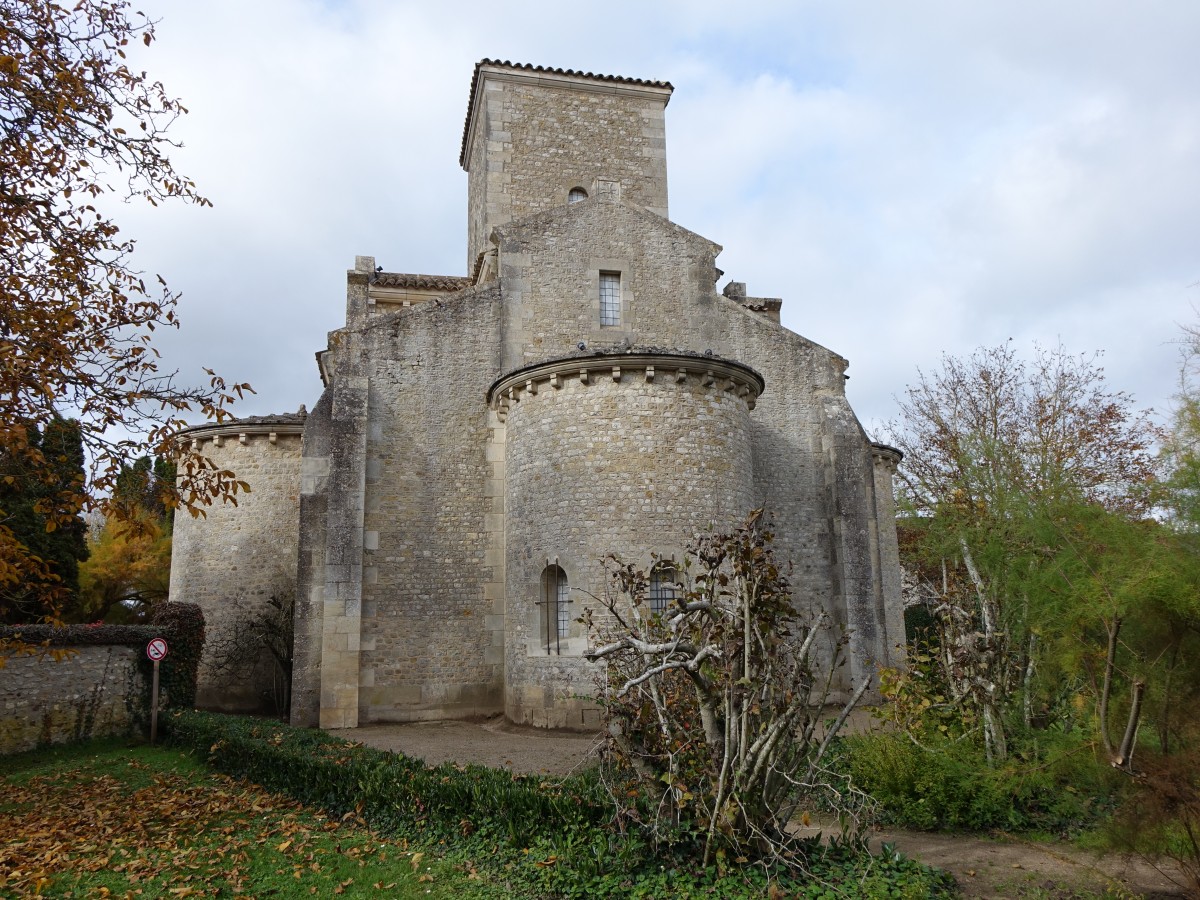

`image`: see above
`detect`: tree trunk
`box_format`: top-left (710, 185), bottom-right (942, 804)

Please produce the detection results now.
top-left (1098, 616), bottom-right (1122, 757)
top-left (1159, 639), bottom-right (1180, 755)
top-left (1113, 680), bottom-right (1145, 771)
top-left (1022, 632), bottom-right (1037, 730)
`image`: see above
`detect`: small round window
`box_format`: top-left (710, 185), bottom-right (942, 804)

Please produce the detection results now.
top-left (567, 187), bottom-right (588, 203)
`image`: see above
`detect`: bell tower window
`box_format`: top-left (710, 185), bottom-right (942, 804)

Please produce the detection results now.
top-left (568, 187), bottom-right (588, 203)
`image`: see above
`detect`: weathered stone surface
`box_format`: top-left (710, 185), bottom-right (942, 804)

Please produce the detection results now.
top-left (0, 646), bottom-right (144, 753)
top-left (500, 355), bottom-right (758, 727)
top-left (464, 61), bottom-right (671, 271)
top-left (169, 422), bottom-right (303, 713)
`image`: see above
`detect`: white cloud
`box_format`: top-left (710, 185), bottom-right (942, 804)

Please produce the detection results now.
top-left (101, 0), bottom-right (1200, 436)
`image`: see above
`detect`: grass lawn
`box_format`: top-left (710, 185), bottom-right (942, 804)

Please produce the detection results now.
top-left (0, 740), bottom-right (499, 898)
top-left (2, 729), bottom-right (960, 899)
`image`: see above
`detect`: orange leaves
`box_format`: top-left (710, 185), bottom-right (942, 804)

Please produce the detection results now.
top-left (0, 755), bottom-right (428, 896)
top-left (1, 0), bottom-right (248, 625)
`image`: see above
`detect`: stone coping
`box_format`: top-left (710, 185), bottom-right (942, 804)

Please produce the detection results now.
top-left (177, 419), bottom-right (305, 444)
top-left (461, 59), bottom-right (675, 169)
top-left (870, 442), bottom-right (903, 466)
top-left (487, 351), bottom-right (765, 421)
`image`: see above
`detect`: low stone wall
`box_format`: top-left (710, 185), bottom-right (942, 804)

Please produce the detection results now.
top-left (0, 644), bottom-right (146, 754)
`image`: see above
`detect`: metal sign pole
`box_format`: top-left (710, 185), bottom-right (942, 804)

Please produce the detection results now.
top-left (146, 637), bottom-right (168, 744)
top-left (150, 658), bottom-right (161, 744)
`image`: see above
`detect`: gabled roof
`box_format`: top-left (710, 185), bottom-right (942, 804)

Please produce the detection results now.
top-left (459, 59), bottom-right (674, 168)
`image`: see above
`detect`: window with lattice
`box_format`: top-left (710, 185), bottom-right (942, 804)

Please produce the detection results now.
top-left (599, 271), bottom-right (621, 326)
top-left (541, 565), bottom-right (570, 654)
top-left (649, 564), bottom-right (678, 616)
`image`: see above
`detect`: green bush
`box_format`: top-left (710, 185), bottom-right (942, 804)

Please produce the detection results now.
top-left (840, 729), bottom-right (1119, 833)
top-left (0, 621), bottom-right (156, 647)
top-left (147, 602), bottom-right (204, 708)
top-left (525, 833), bottom-right (957, 899)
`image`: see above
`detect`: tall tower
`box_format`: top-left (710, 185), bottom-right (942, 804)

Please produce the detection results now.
top-left (460, 60), bottom-right (673, 272)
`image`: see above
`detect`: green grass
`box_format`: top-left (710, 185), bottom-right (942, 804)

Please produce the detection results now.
top-left (0, 740), bottom-right (491, 898)
top-left (1, 731), bottom-right (957, 899)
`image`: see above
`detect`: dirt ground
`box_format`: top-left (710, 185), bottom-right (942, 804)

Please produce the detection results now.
top-left (348, 715), bottom-right (1189, 899)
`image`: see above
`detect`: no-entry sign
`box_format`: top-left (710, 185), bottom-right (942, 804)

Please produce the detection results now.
top-left (146, 637), bottom-right (169, 661)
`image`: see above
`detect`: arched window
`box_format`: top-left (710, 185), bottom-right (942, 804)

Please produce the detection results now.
top-left (649, 564), bottom-right (678, 616)
top-left (567, 187), bottom-right (588, 203)
top-left (541, 565), bottom-right (570, 654)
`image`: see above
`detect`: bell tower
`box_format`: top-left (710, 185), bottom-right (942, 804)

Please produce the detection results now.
top-left (460, 59), bottom-right (673, 272)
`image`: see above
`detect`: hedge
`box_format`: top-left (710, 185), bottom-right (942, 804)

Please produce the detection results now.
top-left (164, 709), bottom-right (609, 845)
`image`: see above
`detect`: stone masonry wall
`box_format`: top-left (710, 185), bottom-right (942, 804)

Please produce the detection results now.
top-left (713, 299), bottom-right (907, 687)
top-left (291, 392), bottom-right (333, 727)
top-left (356, 285), bottom-right (505, 722)
top-left (495, 197), bottom-right (903, 693)
top-left (872, 446), bottom-right (907, 667)
top-left (169, 430), bottom-right (303, 712)
top-left (466, 72), bottom-right (669, 270)
top-left (501, 363), bottom-right (756, 728)
top-left (495, 198), bottom-right (719, 372)
top-left (0, 646), bottom-right (143, 754)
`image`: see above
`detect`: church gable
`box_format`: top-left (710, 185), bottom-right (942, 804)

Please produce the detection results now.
top-left (493, 196), bottom-right (726, 369)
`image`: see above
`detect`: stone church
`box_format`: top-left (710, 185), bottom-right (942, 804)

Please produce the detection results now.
top-left (168, 59), bottom-right (905, 731)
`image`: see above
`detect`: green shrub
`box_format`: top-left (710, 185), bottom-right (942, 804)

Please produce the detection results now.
top-left (525, 833), bottom-right (957, 899)
top-left (0, 621), bottom-right (156, 647)
top-left (147, 602), bottom-right (204, 708)
top-left (840, 729), bottom-right (1119, 833)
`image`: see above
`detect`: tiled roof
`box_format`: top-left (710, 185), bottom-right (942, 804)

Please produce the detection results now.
top-left (459, 59), bottom-right (674, 167)
top-left (373, 272), bottom-right (472, 292)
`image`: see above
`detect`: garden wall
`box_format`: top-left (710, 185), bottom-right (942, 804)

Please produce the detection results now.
top-left (0, 603), bottom-right (204, 755)
top-left (0, 644), bottom-right (145, 754)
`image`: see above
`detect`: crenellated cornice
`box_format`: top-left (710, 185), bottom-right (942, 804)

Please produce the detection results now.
top-left (487, 351), bottom-right (764, 423)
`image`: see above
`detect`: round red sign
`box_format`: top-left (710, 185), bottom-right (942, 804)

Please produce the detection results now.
top-left (146, 637), bottom-right (169, 661)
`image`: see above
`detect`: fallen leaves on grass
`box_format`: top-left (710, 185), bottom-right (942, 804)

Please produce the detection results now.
top-left (0, 759), bottom-right (409, 896)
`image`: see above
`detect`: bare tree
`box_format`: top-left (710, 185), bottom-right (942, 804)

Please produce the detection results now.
top-left (585, 510), bottom-right (871, 867)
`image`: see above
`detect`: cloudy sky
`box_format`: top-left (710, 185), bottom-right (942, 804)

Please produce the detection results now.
top-left (117, 0), bottom-right (1199, 435)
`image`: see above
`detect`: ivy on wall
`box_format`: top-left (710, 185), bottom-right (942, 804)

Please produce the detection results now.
top-left (147, 602), bottom-right (205, 708)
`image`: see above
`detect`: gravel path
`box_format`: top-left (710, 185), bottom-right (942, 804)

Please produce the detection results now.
top-left (351, 715), bottom-right (602, 776)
